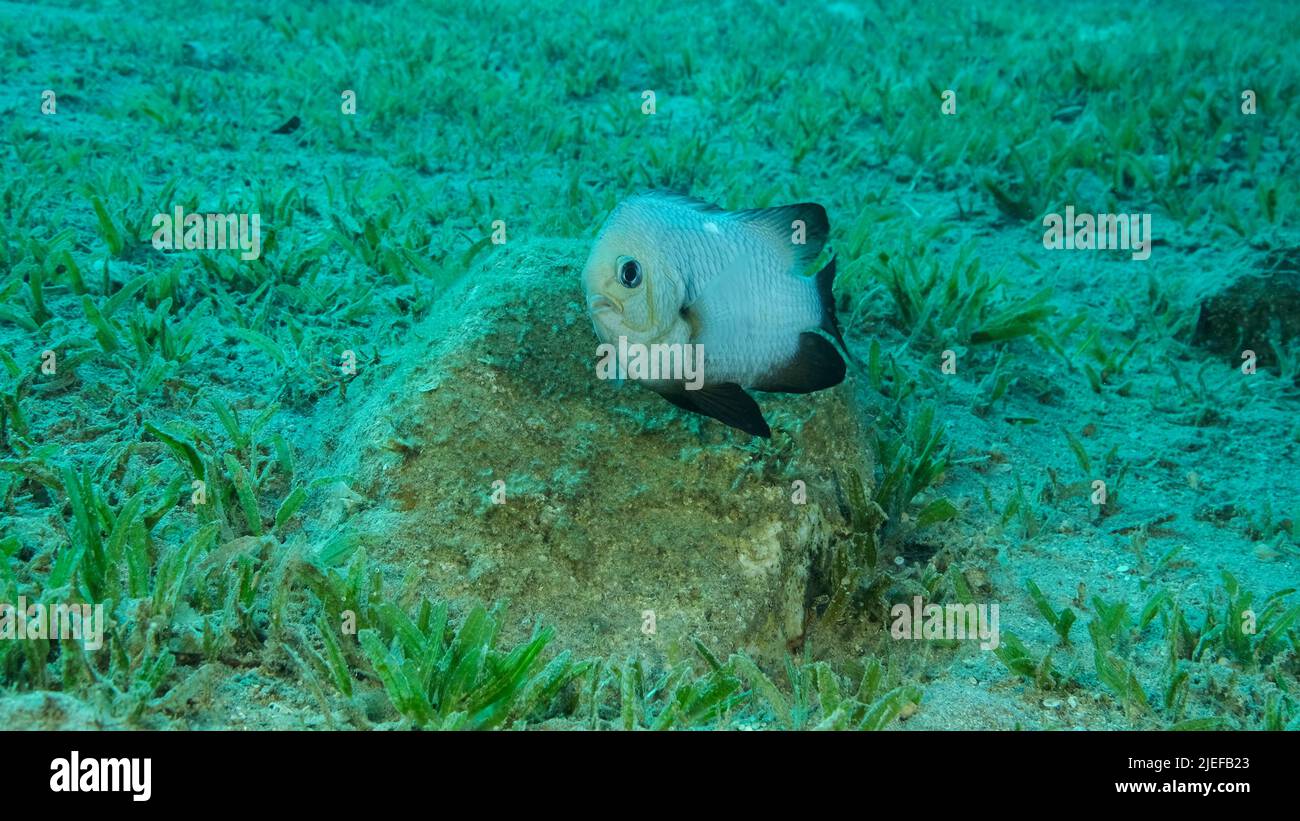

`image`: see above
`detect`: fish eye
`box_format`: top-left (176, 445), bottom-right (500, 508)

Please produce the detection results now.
top-left (617, 257), bottom-right (643, 288)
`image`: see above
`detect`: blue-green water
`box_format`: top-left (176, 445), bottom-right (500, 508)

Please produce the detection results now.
top-left (0, 0), bottom-right (1296, 731)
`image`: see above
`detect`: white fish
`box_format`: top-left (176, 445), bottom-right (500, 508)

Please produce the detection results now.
top-left (581, 191), bottom-right (847, 437)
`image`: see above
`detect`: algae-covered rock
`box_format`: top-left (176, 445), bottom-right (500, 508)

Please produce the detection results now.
top-left (307, 238), bottom-right (873, 669)
top-left (1192, 247), bottom-right (1300, 370)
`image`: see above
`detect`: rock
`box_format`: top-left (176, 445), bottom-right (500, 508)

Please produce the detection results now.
top-left (307, 239), bottom-right (874, 670)
top-left (1192, 247), bottom-right (1300, 372)
top-left (0, 691), bottom-right (122, 730)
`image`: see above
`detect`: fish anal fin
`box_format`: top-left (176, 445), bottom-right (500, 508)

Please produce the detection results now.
top-left (656, 382), bottom-right (772, 438)
top-left (755, 332), bottom-right (846, 394)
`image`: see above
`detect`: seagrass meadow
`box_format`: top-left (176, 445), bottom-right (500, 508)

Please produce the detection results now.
top-left (0, 0), bottom-right (1298, 731)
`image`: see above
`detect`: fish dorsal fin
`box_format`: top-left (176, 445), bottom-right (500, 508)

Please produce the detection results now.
top-left (638, 190), bottom-right (729, 215)
top-left (646, 191), bottom-right (829, 277)
top-left (733, 202), bottom-right (829, 276)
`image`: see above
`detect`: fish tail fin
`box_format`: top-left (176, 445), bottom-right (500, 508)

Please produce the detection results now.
top-left (814, 255), bottom-right (858, 365)
top-left (755, 332), bottom-right (846, 394)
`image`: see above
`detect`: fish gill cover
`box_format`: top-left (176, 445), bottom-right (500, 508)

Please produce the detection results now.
top-left (0, 0), bottom-right (1297, 740)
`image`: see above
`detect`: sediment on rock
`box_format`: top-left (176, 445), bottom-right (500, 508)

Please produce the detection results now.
top-left (297, 239), bottom-right (875, 670)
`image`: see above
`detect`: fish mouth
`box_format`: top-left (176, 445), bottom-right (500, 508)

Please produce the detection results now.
top-left (587, 294), bottom-right (620, 314)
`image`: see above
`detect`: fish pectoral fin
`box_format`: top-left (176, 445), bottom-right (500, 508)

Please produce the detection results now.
top-left (656, 382), bottom-right (772, 438)
top-left (754, 332), bottom-right (847, 394)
